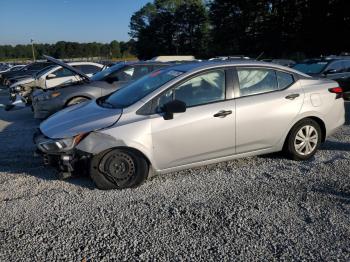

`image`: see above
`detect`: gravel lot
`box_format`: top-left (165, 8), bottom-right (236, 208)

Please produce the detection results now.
top-left (0, 89), bottom-right (349, 261)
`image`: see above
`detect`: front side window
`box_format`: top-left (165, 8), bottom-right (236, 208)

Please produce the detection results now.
top-left (52, 68), bottom-right (74, 78)
top-left (326, 61), bottom-right (344, 73)
top-left (132, 65), bottom-right (152, 79)
top-left (174, 70), bottom-right (225, 107)
top-left (237, 68), bottom-right (278, 97)
top-left (108, 66), bottom-right (135, 82)
top-left (155, 70), bottom-right (226, 111)
top-left (293, 61), bottom-right (328, 74)
top-left (90, 63), bottom-right (126, 81)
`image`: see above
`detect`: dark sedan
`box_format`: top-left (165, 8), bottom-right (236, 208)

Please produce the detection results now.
top-left (293, 57), bottom-right (350, 100)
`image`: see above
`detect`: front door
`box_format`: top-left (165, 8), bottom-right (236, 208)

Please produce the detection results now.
top-left (150, 69), bottom-right (236, 170)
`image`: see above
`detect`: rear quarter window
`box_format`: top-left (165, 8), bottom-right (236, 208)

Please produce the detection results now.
top-left (277, 71), bottom-right (294, 89)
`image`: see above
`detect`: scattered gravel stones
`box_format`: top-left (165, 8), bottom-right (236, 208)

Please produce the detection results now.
top-left (0, 94), bottom-right (349, 261)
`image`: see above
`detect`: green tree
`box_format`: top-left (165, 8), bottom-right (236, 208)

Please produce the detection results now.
top-left (110, 40), bottom-right (121, 58)
top-left (129, 0), bottom-right (209, 59)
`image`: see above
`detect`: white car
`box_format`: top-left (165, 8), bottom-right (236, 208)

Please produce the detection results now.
top-left (8, 62), bottom-right (104, 104)
top-left (35, 61), bottom-right (345, 189)
top-left (10, 62), bottom-right (104, 91)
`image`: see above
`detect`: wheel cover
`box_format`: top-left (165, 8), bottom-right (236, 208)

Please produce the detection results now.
top-left (294, 125), bottom-right (318, 156)
top-left (100, 152), bottom-right (136, 185)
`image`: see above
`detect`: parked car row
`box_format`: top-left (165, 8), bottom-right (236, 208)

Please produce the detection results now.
top-left (0, 63), bottom-right (26, 75)
top-left (9, 60), bottom-right (104, 105)
top-left (292, 56), bottom-right (350, 99)
top-left (1, 56), bottom-right (346, 190)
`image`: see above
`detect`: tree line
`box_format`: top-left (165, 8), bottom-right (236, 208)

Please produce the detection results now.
top-left (1, 0), bottom-right (348, 61)
top-left (130, 0), bottom-right (350, 60)
top-left (0, 40), bottom-right (136, 60)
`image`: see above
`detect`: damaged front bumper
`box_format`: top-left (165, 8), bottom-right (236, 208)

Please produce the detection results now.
top-left (33, 130), bottom-right (91, 179)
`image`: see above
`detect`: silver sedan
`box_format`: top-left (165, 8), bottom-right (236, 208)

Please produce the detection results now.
top-left (34, 61), bottom-right (345, 189)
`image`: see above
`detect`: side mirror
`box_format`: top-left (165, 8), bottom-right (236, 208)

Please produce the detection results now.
top-left (162, 99), bottom-right (186, 120)
top-left (47, 73), bottom-right (57, 79)
top-left (324, 69), bottom-right (337, 75)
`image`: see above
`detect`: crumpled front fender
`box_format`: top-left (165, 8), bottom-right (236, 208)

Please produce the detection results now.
top-left (76, 132), bottom-right (127, 155)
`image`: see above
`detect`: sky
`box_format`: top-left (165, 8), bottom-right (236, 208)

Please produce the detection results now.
top-left (0, 0), bottom-right (150, 45)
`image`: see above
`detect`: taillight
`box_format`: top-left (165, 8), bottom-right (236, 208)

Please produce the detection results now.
top-left (328, 87), bottom-right (343, 94)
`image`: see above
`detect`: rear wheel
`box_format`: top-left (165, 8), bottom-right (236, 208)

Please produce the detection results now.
top-left (284, 118), bottom-right (322, 160)
top-left (90, 149), bottom-right (148, 190)
top-left (66, 97), bottom-right (89, 107)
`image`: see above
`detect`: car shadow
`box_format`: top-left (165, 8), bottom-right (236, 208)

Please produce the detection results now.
top-left (321, 140), bottom-right (350, 151)
top-left (0, 94), bottom-right (95, 189)
top-left (312, 185), bottom-right (350, 205)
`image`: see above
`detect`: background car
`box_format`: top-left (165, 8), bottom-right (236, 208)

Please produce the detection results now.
top-left (32, 57), bottom-right (173, 119)
top-left (0, 61), bottom-right (54, 86)
top-left (261, 59), bottom-right (296, 67)
top-left (293, 57), bottom-right (350, 99)
top-left (34, 61), bottom-right (345, 189)
top-left (8, 61), bottom-right (104, 104)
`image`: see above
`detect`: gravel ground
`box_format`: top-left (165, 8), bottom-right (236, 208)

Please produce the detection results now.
top-left (0, 90), bottom-right (349, 261)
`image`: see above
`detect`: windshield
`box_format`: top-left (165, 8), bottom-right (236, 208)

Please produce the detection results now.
top-left (100, 69), bottom-right (184, 108)
top-left (293, 61), bottom-right (329, 74)
top-left (90, 63), bottom-right (126, 81)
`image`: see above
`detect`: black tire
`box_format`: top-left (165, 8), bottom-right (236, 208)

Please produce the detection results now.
top-left (284, 118), bottom-right (322, 161)
top-left (90, 149), bottom-right (148, 190)
top-left (66, 97), bottom-right (89, 107)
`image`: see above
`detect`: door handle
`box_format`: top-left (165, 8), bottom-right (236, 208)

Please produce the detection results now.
top-left (214, 110), bottom-right (232, 118)
top-left (285, 94), bottom-right (300, 100)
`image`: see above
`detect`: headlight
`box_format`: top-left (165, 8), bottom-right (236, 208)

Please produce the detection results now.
top-left (15, 86), bottom-right (22, 91)
top-left (38, 133), bottom-right (87, 153)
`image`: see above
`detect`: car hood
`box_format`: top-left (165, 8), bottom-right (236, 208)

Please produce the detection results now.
top-left (43, 55), bottom-right (90, 83)
top-left (10, 77), bottom-right (34, 87)
top-left (40, 100), bottom-right (122, 139)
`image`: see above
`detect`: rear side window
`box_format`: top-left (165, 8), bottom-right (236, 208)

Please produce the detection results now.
top-left (277, 71), bottom-right (294, 89)
top-left (237, 68), bottom-right (278, 97)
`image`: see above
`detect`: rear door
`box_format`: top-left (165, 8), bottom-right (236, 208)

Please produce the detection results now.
top-left (234, 67), bottom-right (304, 154)
top-left (150, 69), bottom-right (236, 170)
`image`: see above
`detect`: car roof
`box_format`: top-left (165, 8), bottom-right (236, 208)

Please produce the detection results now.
top-left (166, 60), bottom-right (309, 77)
top-left (125, 61), bottom-right (175, 66)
